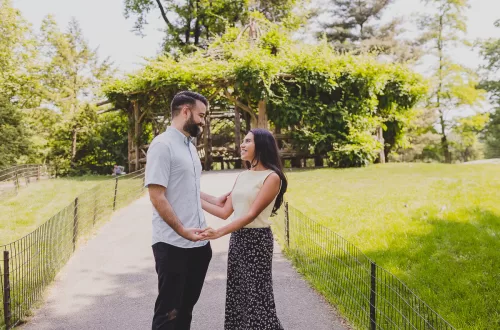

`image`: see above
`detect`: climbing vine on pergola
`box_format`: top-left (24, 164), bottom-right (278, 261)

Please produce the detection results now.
top-left (103, 19), bottom-right (427, 171)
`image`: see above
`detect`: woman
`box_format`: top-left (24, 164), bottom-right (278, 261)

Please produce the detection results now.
top-left (201, 128), bottom-right (288, 330)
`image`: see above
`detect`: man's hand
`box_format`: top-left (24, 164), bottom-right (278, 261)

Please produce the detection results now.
top-left (181, 227), bottom-right (210, 242)
top-left (201, 228), bottom-right (223, 241)
top-left (215, 192), bottom-right (231, 207)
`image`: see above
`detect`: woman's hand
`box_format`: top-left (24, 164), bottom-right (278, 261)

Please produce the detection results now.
top-left (215, 192), bottom-right (231, 207)
top-left (201, 228), bottom-right (223, 240)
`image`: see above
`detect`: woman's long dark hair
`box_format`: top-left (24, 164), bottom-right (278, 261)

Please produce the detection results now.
top-left (245, 128), bottom-right (288, 215)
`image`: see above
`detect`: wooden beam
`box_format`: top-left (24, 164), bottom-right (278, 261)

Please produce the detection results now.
top-left (96, 100), bottom-right (111, 107)
top-left (97, 107), bottom-right (119, 115)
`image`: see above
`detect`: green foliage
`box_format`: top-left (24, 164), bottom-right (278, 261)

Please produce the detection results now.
top-left (484, 108), bottom-right (500, 158)
top-left (123, 0), bottom-right (298, 54)
top-left (317, 0), bottom-right (422, 62)
top-left (0, 0), bottom-right (39, 106)
top-left (450, 113), bottom-right (489, 162)
top-left (419, 0), bottom-right (485, 163)
top-left (104, 20), bottom-right (427, 167)
top-left (480, 19), bottom-right (500, 158)
top-left (0, 96), bottom-right (30, 167)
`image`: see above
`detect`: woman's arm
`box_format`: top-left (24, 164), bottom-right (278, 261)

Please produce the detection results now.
top-left (201, 194), bottom-right (234, 219)
top-left (202, 173), bottom-right (281, 240)
top-left (201, 191), bottom-right (230, 206)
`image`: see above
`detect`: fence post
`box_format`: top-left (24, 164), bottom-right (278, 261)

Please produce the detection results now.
top-left (3, 250), bottom-right (11, 329)
top-left (37, 165), bottom-right (41, 181)
top-left (284, 202), bottom-right (290, 247)
top-left (14, 172), bottom-right (19, 193)
top-left (370, 261), bottom-right (377, 330)
top-left (113, 177), bottom-right (119, 211)
top-left (73, 197), bottom-right (79, 252)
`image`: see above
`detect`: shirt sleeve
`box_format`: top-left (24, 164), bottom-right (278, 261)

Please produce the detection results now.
top-left (144, 142), bottom-right (171, 188)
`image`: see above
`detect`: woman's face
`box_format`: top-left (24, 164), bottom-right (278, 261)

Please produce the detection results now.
top-left (240, 132), bottom-right (256, 161)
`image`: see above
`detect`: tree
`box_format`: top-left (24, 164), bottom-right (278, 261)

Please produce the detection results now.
top-left (480, 19), bottom-right (500, 158)
top-left (104, 20), bottom-right (427, 168)
top-left (0, 96), bottom-right (30, 167)
top-left (38, 17), bottom-right (113, 171)
top-left (318, 0), bottom-right (421, 62)
top-left (0, 0), bottom-right (39, 107)
top-left (484, 108), bottom-right (500, 158)
top-left (418, 0), bottom-right (484, 163)
top-left (123, 0), bottom-right (298, 54)
top-left (450, 113), bottom-right (489, 162)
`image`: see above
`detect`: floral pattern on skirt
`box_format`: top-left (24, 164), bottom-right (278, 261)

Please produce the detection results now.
top-left (224, 227), bottom-right (284, 330)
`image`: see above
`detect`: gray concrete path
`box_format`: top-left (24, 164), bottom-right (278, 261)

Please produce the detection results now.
top-left (21, 171), bottom-right (348, 330)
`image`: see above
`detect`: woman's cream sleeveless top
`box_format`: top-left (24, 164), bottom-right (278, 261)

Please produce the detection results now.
top-left (231, 169), bottom-right (277, 228)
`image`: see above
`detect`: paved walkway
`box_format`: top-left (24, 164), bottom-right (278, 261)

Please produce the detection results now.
top-left (21, 171), bottom-right (347, 330)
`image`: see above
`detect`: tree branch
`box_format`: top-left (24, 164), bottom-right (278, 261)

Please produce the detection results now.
top-left (223, 89), bottom-right (257, 123)
top-left (155, 0), bottom-right (184, 45)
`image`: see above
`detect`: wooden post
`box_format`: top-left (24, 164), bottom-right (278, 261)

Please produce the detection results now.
top-left (245, 112), bottom-right (251, 132)
top-left (37, 165), bottom-right (41, 181)
top-left (73, 197), bottom-right (79, 251)
top-left (370, 262), bottom-right (377, 330)
top-left (204, 111), bottom-right (212, 171)
top-left (133, 101), bottom-right (141, 171)
top-left (234, 107), bottom-right (242, 169)
top-left (257, 99), bottom-right (268, 129)
top-left (284, 202), bottom-right (290, 247)
top-left (3, 250), bottom-right (11, 329)
top-left (127, 103), bottom-right (134, 172)
top-left (113, 177), bottom-right (119, 211)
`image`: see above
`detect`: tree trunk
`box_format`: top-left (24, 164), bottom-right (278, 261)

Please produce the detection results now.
top-left (440, 112), bottom-right (451, 163)
top-left (71, 128), bottom-right (77, 163)
top-left (257, 100), bottom-right (268, 129)
top-left (437, 14), bottom-right (452, 164)
top-left (376, 126), bottom-right (385, 164)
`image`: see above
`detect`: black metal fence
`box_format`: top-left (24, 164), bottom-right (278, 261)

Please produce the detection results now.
top-left (0, 165), bottom-right (49, 199)
top-left (0, 169), bottom-right (145, 329)
top-left (272, 202), bottom-right (456, 330)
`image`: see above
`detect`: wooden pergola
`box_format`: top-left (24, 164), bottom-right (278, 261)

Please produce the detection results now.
top-left (97, 95), bottom-right (312, 172)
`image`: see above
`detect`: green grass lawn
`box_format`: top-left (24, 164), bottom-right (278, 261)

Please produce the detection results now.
top-left (0, 176), bottom-right (110, 245)
top-left (283, 163), bottom-right (500, 330)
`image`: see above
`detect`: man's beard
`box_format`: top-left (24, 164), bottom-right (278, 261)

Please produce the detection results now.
top-left (183, 114), bottom-right (201, 138)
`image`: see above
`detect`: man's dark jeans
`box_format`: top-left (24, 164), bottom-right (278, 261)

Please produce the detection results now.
top-left (152, 242), bottom-right (212, 330)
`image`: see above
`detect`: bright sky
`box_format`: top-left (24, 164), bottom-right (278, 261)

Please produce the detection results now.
top-left (13, 0), bottom-right (500, 72)
top-left (11, 0), bottom-right (500, 111)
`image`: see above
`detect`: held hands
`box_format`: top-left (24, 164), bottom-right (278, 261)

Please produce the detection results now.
top-left (182, 227), bottom-right (211, 242)
top-left (182, 227), bottom-right (223, 241)
top-left (200, 227), bottom-right (223, 241)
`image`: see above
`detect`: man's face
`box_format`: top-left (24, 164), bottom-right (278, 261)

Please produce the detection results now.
top-left (182, 100), bottom-right (207, 138)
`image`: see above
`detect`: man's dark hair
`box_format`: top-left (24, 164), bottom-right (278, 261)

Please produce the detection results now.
top-left (170, 91), bottom-right (208, 118)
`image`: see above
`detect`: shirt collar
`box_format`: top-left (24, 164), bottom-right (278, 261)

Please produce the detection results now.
top-left (167, 126), bottom-right (194, 145)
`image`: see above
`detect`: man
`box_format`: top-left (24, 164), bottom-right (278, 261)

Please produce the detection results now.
top-left (145, 91), bottom-right (226, 330)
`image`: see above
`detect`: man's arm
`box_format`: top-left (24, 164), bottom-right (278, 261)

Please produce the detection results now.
top-left (149, 184), bottom-right (204, 241)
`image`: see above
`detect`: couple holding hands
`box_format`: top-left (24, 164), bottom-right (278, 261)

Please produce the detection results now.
top-left (145, 91), bottom-right (288, 330)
